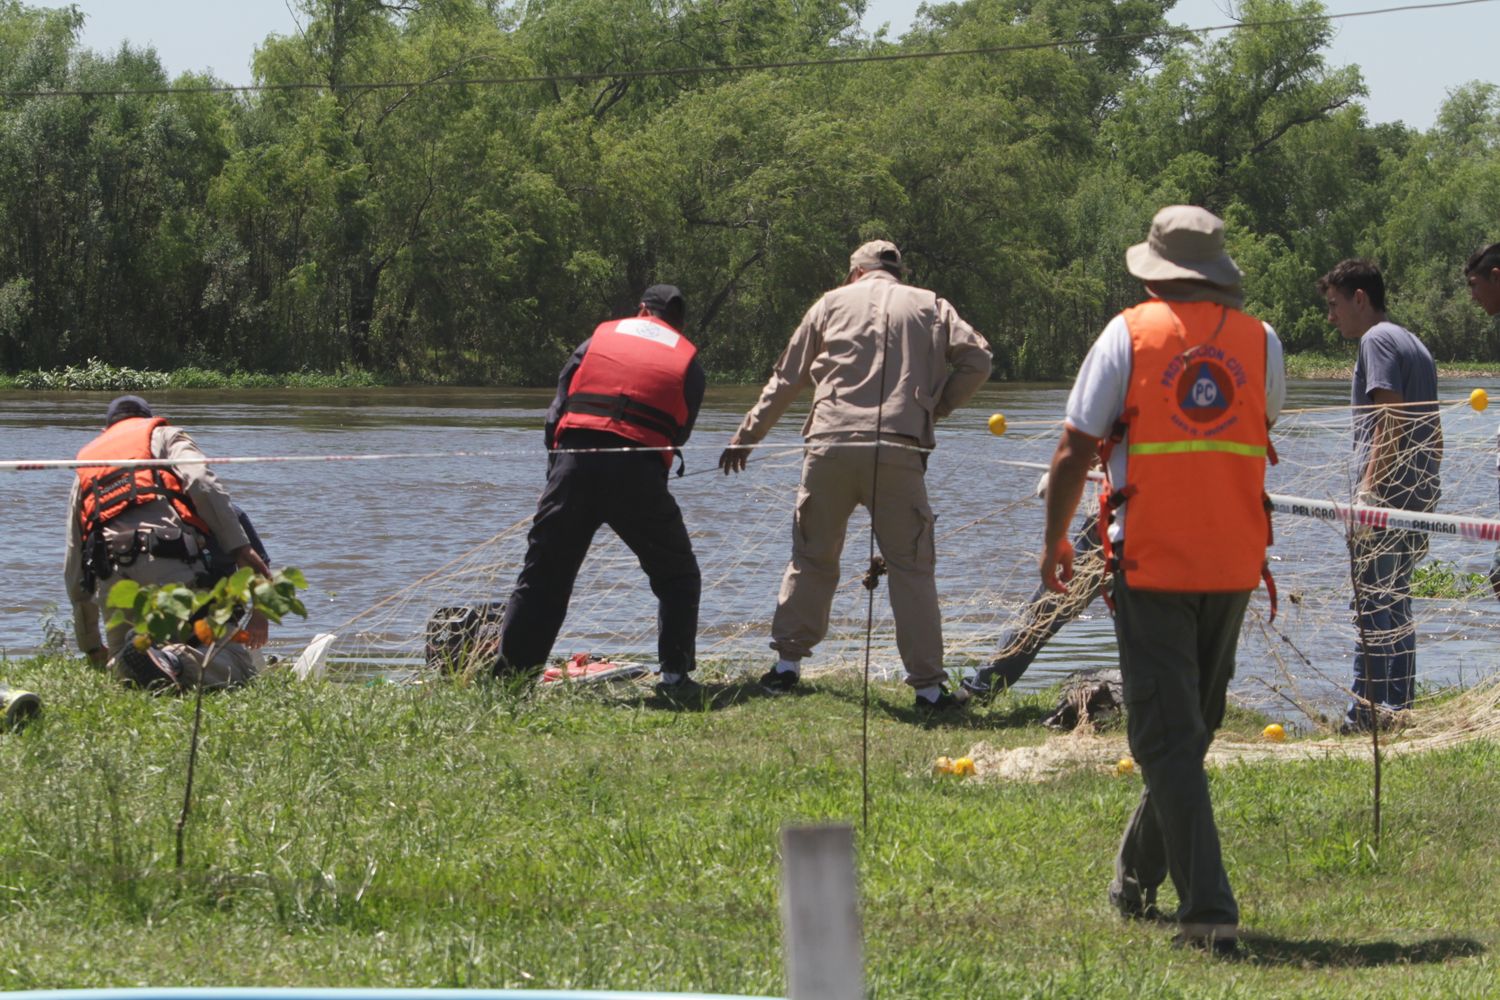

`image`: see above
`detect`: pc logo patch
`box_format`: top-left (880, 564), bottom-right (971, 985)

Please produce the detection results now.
top-left (1177, 361), bottom-right (1234, 424)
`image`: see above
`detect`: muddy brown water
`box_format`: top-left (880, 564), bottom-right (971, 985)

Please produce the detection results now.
top-left (4, 381), bottom-right (1498, 718)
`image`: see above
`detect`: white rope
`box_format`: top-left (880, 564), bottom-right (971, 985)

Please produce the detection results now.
top-left (0, 438), bottom-right (933, 472)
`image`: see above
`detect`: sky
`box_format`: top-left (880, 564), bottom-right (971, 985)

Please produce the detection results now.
top-left (68, 0), bottom-right (1495, 131)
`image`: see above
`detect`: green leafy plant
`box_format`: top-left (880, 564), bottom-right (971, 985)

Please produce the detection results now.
top-left (104, 566), bottom-right (308, 868)
top-left (1411, 560), bottom-right (1489, 600)
top-left (106, 567), bottom-right (308, 650)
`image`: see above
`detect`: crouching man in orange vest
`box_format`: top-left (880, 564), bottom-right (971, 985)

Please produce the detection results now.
top-left (1039, 207), bottom-right (1285, 956)
top-left (65, 395), bottom-right (273, 689)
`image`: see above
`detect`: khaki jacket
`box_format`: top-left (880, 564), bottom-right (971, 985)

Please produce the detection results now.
top-left (65, 424), bottom-right (250, 655)
top-left (735, 271), bottom-right (992, 448)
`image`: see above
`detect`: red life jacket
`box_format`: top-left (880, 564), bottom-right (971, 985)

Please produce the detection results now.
top-left (555, 316), bottom-right (697, 468)
top-left (75, 417), bottom-right (211, 540)
top-left (1099, 299), bottom-right (1272, 593)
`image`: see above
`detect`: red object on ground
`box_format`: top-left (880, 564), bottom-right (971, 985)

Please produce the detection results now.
top-left (540, 653), bottom-right (646, 685)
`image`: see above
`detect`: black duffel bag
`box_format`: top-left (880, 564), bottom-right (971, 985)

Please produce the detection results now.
top-left (423, 602), bottom-right (506, 676)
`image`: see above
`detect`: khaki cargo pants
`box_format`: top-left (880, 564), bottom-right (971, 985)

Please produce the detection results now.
top-left (770, 441), bottom-right (945, 688)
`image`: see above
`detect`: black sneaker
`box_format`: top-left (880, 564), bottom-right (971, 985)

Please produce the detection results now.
top-left (759, 667), bottom-right (800, 694)
top-left (1173, 931), bottom-right (1241, 959)
top-left (654, 674), bottom-right (706, 706)
top-left (915, 687), bottom-right (963, 711)
top-left (1109, 884), bottom-right (1166, 923)
top-left (117, 644), bottom-right (181, 690)
top-left (960, 659), bottom-right (1028, 704)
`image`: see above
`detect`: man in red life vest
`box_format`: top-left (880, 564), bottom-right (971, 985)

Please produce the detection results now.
top-left (1040, 207), bottom-right (1285, 955)
top-left (496, 285), bottom-right (705, 698)
top-left (65, 395), bottom-right (273, 689)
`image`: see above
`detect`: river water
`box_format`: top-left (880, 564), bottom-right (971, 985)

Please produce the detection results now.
top-left (4, 381), bottom-right (1499, 719)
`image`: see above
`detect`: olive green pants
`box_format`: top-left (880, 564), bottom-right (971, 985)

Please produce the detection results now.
top-left (1110, 579), bottom-right (1247, 934)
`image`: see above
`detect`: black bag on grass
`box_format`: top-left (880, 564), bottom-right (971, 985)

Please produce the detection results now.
top-left (424, 602), bottom-right (506, 675)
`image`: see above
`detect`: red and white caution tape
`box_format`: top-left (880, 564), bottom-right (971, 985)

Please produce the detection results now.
top-left (1267, 493), bottom-right (1500, 542)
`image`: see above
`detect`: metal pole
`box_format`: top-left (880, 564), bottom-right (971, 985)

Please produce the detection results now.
top-left (780, 824), bottom-right (863, 1000)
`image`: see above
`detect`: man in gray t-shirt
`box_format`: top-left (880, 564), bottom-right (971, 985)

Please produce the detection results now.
top-left (1349, 323), bottom-right (1440, 513)
top-left (1319, 259), bottom-right (1442, 731)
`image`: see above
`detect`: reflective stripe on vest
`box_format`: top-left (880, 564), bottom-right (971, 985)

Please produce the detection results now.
top-left (555, 316), bottom-right (697, 467)
top-left (1128, 440), bottom-right (1267, 457)
top-left (75, 417), bottom-right (212, 538)
top-left (1114, 299), bottom-right (1270, 592)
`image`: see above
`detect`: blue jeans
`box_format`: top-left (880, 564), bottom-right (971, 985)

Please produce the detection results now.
top-left (1347, 528), bottom-right (1424, 725)
top-left (963, 515), bottom-right (1107, 696)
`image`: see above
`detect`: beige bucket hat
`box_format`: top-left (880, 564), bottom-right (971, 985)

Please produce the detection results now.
top-left (849, 239), bottom-right (903, 273)
top-left (1126, 206), bottom-right (1243, 289)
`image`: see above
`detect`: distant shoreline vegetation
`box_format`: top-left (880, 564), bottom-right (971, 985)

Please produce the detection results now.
top-left (1282, 353), bottom-right (1500, 380)
top-left (4, 355), bottom-right (1500, 391)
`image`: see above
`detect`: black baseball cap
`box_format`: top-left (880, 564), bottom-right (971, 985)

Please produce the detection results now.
top-left (640, 285), bottom-right (686, 327)
top-left (105, 395), bottom-right (153, 427)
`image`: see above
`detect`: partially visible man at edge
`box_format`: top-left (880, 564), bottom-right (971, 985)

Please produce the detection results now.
top-left (1040, 205), bottom-right (1285, 956)
top-left (718, 240), bottom-right (992, 709)
top-left (1463, 242), bottom-right (1500, 600)
top-left (65, 395), bottom-right (272, 689)
top-left (1320, 259), bottom-right (1441, 732)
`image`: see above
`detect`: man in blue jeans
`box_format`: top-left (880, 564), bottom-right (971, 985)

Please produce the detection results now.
top-left (960, 472), bottom-right (1108, 702)
top-left (1319, 259), bottom-right (1441, 732)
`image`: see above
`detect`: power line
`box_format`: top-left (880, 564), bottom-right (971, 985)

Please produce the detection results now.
top-left (1, 0), bottom-right (1491, 101)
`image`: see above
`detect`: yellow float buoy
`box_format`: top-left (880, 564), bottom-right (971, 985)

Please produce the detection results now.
top-left (987, 413), bottom-right (1007, 436)
top-left (1470, 388), bottom-right (1489, 412)
top-left (1262, 723), bottom-right (1286, 742)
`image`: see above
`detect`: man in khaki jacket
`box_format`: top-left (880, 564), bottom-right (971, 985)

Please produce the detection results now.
top-left (65, 395), bottom-right (270, 689)
top-left (719, 240), bottom-right (992, 708)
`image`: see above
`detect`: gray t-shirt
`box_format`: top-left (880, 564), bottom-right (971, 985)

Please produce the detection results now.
top-left (1351, 321), bottom-right (1440, 512)
top-left (1065, 311), bottom-right (1286, 541)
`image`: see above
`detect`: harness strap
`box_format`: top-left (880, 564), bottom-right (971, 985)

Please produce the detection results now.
top-left (561, 392), bottom-right (683, 442)
top-left (81, 469), bottom-right (201, 538)
top-left (1094, 411), bottom-right (1135, 603)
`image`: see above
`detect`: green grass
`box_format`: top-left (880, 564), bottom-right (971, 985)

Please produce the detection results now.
top-left (2, 656), bottom-right (1498, 997)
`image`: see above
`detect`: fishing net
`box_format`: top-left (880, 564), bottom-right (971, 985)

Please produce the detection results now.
top-left (291, 387), bottom-right (1500, 740)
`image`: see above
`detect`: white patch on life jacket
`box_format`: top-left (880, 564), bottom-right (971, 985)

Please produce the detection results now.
top-left (614, 318), bottom-right (681, 348)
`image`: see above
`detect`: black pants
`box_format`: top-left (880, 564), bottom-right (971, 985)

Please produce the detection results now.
top-left (499, 438), bottom-right (700, 675)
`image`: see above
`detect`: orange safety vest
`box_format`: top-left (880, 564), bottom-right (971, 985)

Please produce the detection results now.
top-left (555, 316), bottom-right (697, 468)
top-left (1100, 299), bottom-right (1272, 593)
top-left (75, 417), bottom-right (211, 540)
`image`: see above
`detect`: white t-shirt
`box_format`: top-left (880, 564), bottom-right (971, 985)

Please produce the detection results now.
top-left (1065, 312), bottom-right (1286, 541)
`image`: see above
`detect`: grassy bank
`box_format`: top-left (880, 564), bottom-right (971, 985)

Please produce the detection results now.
top-left (1284, 351), bottom-right (1500, 380)
top-left (0, 359), bottom-right (391, 391)
top-left (9, 356), bottom-right (1500, 392)
top-left (2, 656), bottom-right (1498, 997)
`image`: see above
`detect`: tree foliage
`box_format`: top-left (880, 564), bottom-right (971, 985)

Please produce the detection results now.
top-left (0, 0), bottom-right (1495, 381)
